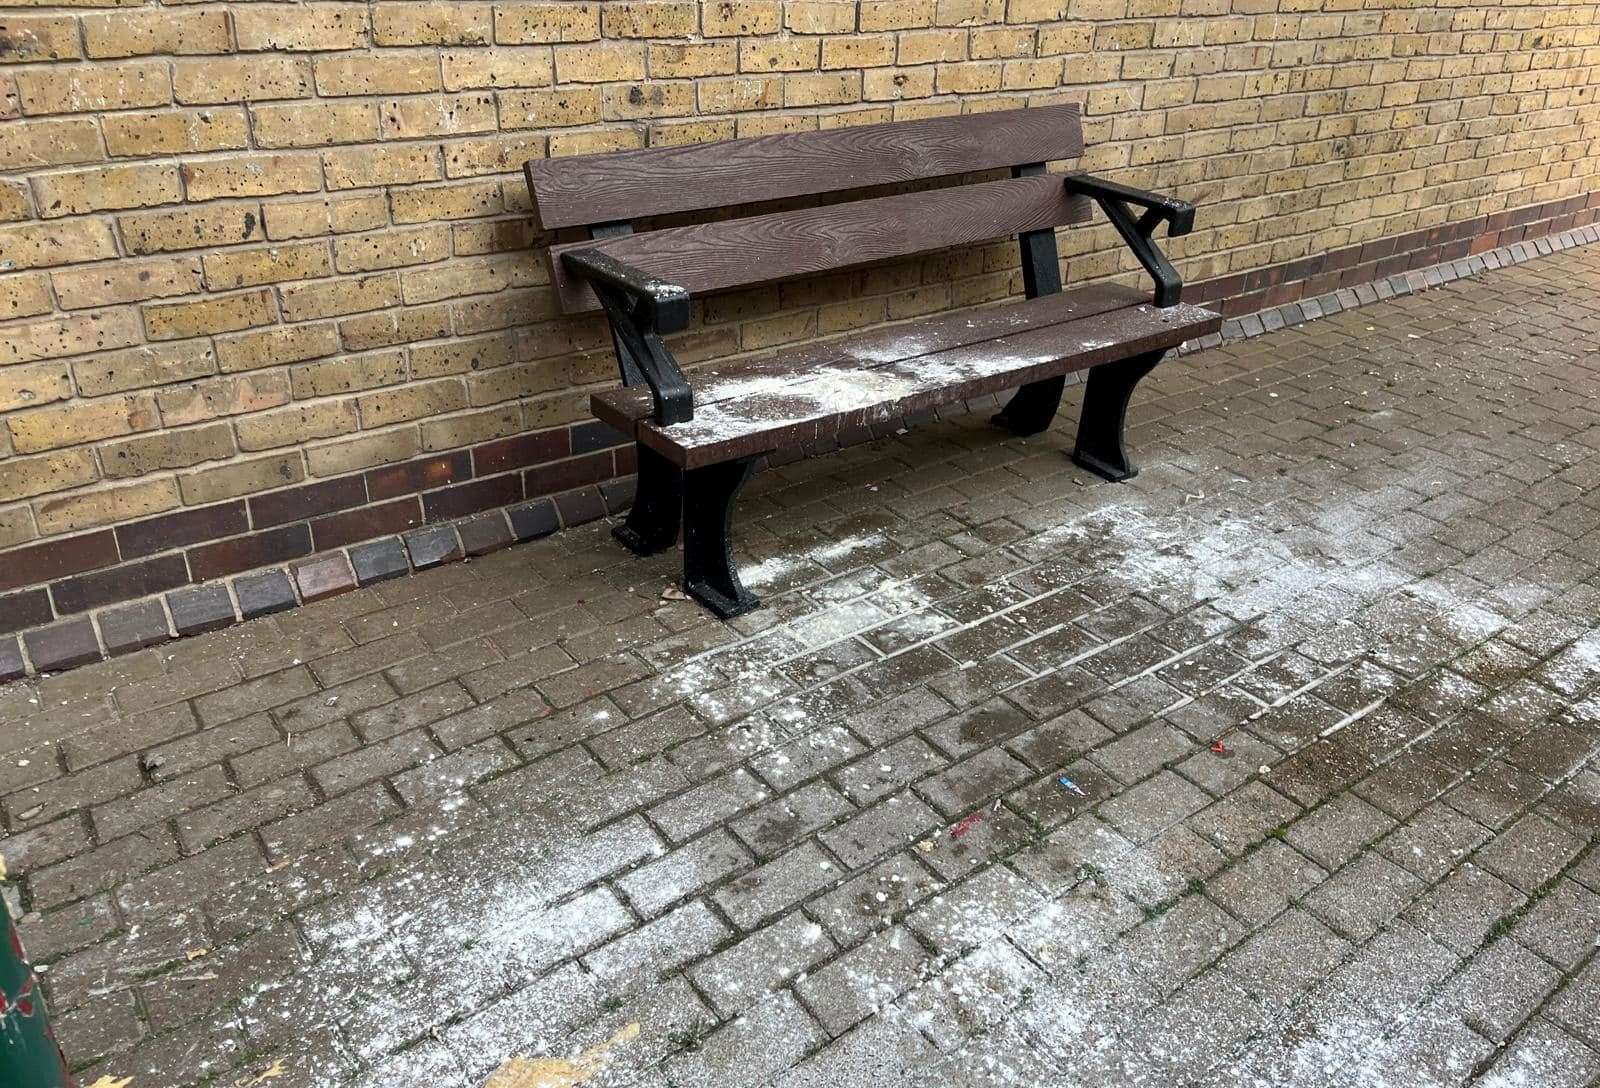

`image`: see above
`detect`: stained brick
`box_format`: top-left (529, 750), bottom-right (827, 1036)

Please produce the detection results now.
top-left (0, 531), bottom-right (119, 594)
top-left (189, 523), bottom-right (313, 582)
top-left (422, 474), bottom-right (523, 522)
top-left (310, 497), bottom-right (424, 551)
top-left (366, 452), bottom-right (472, 500)
top-left (234, 569), bottom-right (299, 619)
top-left (116, 502), bottom-right (249, 560)
top-left (23, 618), bottom-right (102, 672)
top-left (166, 583), bottom-right (237, 637)
top-left (472, 430), bottom-right (569, 475)
top-left (98, 599), bottom-right (172, 657)
top-left (349, 537), bottom-right (411, 585)
top-left (0, 589), bottom-right (54, 635)
top-left (250, 476), bottom-right (369, 530)
top-left (51, 554), bottom-right (189, 616)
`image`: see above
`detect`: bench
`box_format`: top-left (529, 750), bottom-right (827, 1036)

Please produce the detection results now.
top-left (525, 105), bottom-right (1222, 619)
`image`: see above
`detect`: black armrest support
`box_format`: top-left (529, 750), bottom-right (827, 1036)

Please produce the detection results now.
top-left (1063, 174), bottom-right (1195, 307)
top-left (562, 247), bottom-right (694, 425)
top-left (562, 248), bottom-right (691, 333)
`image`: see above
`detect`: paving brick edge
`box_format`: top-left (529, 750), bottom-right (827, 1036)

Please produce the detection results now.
top-left (1176, 223), bottom-right (1600, 356)
top-left (2, 222), bottom-right (1596, 682)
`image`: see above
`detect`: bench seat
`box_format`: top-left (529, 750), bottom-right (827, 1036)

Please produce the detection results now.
top-left (593, 284), bottom-right (1221, 469)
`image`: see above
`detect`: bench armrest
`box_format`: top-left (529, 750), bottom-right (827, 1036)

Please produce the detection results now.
top-left (1063, 174), bottom-right (1195, 307)
top-left (562, 247), bottom-right (694, 425)
top-left (561, 248), bottom-right (691, 334)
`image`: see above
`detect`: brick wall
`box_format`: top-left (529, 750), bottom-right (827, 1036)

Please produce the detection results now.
top-left (2, 0), bottom-right (1598, 647)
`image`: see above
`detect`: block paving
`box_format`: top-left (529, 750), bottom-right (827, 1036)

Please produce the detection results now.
top-left (4, 245), bottom-right (1600, 1086)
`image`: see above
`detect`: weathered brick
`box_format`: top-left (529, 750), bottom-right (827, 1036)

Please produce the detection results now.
top-left (120, 205), bottom-right (266, 255)
top-left (53, 257), bottom-right (205, 310)
top-left (279, 272), bottom-right (401, 321)
top-left (236, 400), bottom-right (360, 451)
top-left (315, 52), bottom-right (442, 96)
top-left (234, 4), bottom-right (370, 51)
top-left (602, 2), bottom-right (698, 38)
top-left (290, 348), bottom-right (407, 398)
top-left (0, 361), bottom-right (72, 413)
top-left (82, 10), bottom-right (232, 59)
top-left (32, 164), bottom-right (181, 217)
top-left (322, 144), bottom-right (443, 189)
top-left (216, 323), bottom-right (339, 374)
top-left (553, 41), bottom-right (645, 82)
top-left (172, 56), bottom-right (313, 103)
top-left (35, 478), bottom-right (181, 535)
top-left (100, 422), bottom-right (236, 478)
top-left (179, 452), bottom-right (306, 506)
top-left (374, 3), bottom-right (492, 45)
top-left (0, 118), bottom-right (103, 171)
top-left (0, 219), bottom-right (116, 270)
top-left (0, 270), bottom-right (52, 317)
top-left (332, 225), bottom-right (451, 273)
top-left (0, 449), bottom-right (99, 503)
top-left (0, 15), bottom-right (80, 63)
top-left (494, 3), bottom-right (602, 43)
top-left (156, 371), bottom-right (291, 426)
top-left (441, 47), bottom-right (554, 90)
top-left (252, 100), bottom-right (379, 149)
top-left (202, 241), bottom-right (332, 289)
top-left (261, 194), bottom-right (388, 241)
top-left (102, 108), bottom-right (251, 156)
top-left (306, 429), bottom-right (421, 477)
top-left (9, 392), bottom-right (159, 454)
top-left (498, 85), bottom-right (601, 128)
top-left (182, 153), bottom-right (323, 201)
top-left (144, 288), bottom-right (277, 340)
top-left (15, 61), bottom-right (170, 115)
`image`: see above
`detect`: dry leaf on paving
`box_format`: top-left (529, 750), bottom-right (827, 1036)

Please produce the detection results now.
top-left (233, 1058), bottom-right (288, 1085)
top-left (82, 1077), bottom-right (134, 1088)
top-left (483, 1022), bottom-right (641, 1088)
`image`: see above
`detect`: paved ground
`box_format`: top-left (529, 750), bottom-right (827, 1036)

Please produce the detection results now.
top-left (5, 245), bottom-right (1600, 1088)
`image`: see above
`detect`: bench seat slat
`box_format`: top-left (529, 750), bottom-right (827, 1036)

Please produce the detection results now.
top-left (527, 104), bottom-right (1083, 229)
top-left (591, 283), bottom-right (1148, 432)
top-left (628, 299), bottom-right (1222, 469)
top-left (549, 174), bottom-right (1091, 314)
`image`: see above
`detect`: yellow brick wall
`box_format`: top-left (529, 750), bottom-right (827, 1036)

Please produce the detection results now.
top-left (1, 0), bottom-right (1597, 553)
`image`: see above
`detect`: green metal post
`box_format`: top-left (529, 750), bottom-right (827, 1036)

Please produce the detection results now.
top-left (1, 888), bottom-right (73, 1088)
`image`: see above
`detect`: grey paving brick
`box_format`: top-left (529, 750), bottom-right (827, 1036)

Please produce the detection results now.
top-left (310, 728), bottom-right (441, 796)
top-left (819, 793), bottom-right (942, 869)
top-left (713, 841), bottom-right (840, 931)
top-left (806, 850), bottom-right (944, 946)
top-left (582, 898), bottom-right (730, 985)
top-left (691, 909), bottom-right (837, 1017)
top-left (658, 990), bottom-right (826, 1088)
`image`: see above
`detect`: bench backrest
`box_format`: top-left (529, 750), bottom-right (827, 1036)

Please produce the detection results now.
top-left (526, 105), bottom-right (1088, 315)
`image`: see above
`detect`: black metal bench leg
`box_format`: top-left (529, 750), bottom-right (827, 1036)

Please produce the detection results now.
top-left (993, 375), bottom-right (1066, 436)
top-left (1072, 349), bottom-right (1165, 482)
top-left (613, 444), bottom-right (682, 556)
top-left (683, 456), bottom-right (759, 619)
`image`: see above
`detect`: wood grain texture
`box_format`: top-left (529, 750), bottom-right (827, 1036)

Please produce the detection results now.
top-left (629, 300), bottom-right (1223, 468)
top-left (591, 283), bottom-right (1149, 432)
top-left (526, 104), bottom-right (1083, 230)
top-left (550, 174), bottom-right (1091, 314)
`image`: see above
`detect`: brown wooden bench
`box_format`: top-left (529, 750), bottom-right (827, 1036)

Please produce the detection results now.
top-left (525, 105), bottom-right (1222, 619)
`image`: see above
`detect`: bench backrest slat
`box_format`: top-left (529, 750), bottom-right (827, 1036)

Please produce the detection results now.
top-left (526, 104), bottom-right (1083, 230)
top-left (549, 173), bottom-right (1090, 314)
